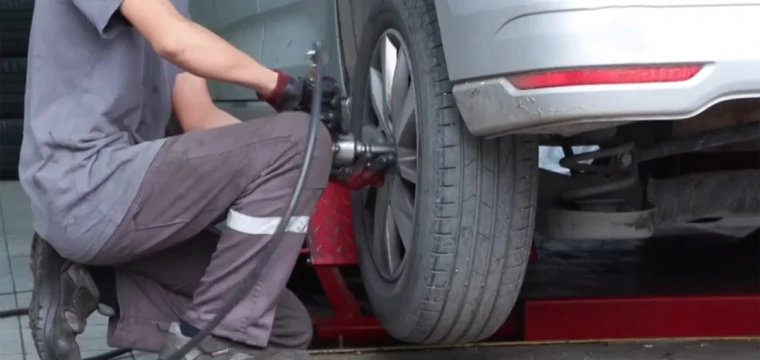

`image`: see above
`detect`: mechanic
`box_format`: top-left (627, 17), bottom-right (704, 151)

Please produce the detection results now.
top-left (19, 0), bottom-right (334, 359)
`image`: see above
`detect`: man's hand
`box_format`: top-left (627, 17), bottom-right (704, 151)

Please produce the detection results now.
top-left (258, 71), bottom-right (341, 116)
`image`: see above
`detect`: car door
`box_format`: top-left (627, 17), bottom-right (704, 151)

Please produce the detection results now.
top-left (198, 0), bottom-right (347, 120)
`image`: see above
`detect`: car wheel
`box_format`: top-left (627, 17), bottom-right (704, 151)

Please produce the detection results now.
top-left (0, 0), bottom-right (34, 57)
top-left (349, 0), bottom-right (539, 345)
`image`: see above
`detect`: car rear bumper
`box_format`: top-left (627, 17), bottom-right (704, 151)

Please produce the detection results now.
top-left (434, 0), bottom-right (760, 136)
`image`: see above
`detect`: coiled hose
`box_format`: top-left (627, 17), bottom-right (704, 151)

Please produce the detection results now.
top-left (0, 40), bottom-right (327, 360)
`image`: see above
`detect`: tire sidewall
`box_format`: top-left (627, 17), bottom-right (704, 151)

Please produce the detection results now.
top-left (349, 0), bottom-right (448, 340)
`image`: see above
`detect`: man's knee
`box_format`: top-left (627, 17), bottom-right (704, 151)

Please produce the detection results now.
top-left (237, 112), bottom-right (332, 192)
top-left (275, 112), bottom-right (332, 162)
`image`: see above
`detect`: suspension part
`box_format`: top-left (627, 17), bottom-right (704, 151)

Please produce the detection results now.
top-left (559, 142), bottom-right (638, 209)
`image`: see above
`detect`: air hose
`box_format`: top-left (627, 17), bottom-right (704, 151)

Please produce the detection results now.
top-left (0, 40), bottom-right (328, 360)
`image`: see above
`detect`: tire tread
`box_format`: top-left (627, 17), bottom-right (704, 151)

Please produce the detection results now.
top-left (401, 0), bottom-right (538, 344)
top-left (352, 0), bottom-right (538, 345)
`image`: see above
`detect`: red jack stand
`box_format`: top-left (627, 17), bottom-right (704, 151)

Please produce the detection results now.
top-left (306, 183), bottom-right (386, 343)
top-left (306, 182), bottom-right (760, 345)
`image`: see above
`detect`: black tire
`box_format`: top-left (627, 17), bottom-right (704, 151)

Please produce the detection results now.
top-left (349, 0), bottom-right (539, 345)
top-left (0, 57), bottom-right (26, 118)
top-left (0, 0), bottom-right (34, 56)
top-left (0, 118), bottom-right (23, 179)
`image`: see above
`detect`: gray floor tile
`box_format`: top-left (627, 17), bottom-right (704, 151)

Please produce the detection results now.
top-left (6, 235), bottom-right (32, 258)
top-left (0, 182), bottom-right (6, 232)
top-left (20, 323), bottom-right (34, 353)
top-left (132, 351), bottom-right (156, 360)
top-left (8, 292), bottom-right (34, 360)
top-left (9, 254), bottom-right (33, 293)
top-left (24, 350), bottom-right (136, 360)
top-left (0, 294), bottom-right (24, 358)
top-left (20, 353), bottom-right (37, 360)
top-left (14, 290), bottom-right (30, 302)
top-left (0, 182), bottom-right (34, 238)
top-left (0, 182), bottom-right (20, 297)
top-left (2, 352), bottom-right (25, 360)
top-left (15, 291), bottom-right (30, 315)
top-left (0, 291), bottom-right (16, 311)
top-left (0, 251), bottom-right (15, 295)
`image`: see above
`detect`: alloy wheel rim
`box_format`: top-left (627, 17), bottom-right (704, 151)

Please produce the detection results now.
top-left (362, 29), bottom-right (419, 282)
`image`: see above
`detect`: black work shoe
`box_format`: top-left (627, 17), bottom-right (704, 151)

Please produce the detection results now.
top-left (160, 322), bottom-right (311, 360)
top-left (28, 234), bottom-right (100, 360)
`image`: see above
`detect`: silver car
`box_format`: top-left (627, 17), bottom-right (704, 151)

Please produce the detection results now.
top-left (191, 0), bottom-right (760, 345)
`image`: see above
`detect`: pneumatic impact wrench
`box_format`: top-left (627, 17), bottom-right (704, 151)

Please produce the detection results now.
top-left (303, 49), bottom-right (397, 189)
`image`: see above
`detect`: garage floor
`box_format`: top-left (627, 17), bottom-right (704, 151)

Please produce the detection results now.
top-left (1, 180), bottom-right (758, 360)
top-left (309, 341), bottom-right (760, 360)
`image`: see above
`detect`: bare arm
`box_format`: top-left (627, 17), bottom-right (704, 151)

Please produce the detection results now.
top-left (119, 0), bottom-right (278, 96)
top-left (172, 72), bottom-right (240, 132)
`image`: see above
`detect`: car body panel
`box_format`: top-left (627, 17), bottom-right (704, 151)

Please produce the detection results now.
top-left (196, 0), bottom-right (760, 138)
top-left (434, 0), bottom-right (757, 81)
top-left (432, 0), bottom-right (760, 136)
top-left (188, 0), bottom-right (347, 120)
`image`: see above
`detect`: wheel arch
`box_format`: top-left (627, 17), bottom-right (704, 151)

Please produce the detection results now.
top-left (336, 0), bottom-right (386, 90)
top-left (338, 0), bottom-right (469, 87)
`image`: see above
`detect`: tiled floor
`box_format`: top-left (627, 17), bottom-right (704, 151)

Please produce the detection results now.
top-left (0, 181), bottom-right (152, 360)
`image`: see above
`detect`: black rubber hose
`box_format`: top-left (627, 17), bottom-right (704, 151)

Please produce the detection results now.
top-left (0, 308), bottom-right (27, 317)
top-left (0, 41), bottom-right (328, 360)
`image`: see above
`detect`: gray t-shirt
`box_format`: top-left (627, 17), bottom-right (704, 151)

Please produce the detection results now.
top-left (19, 0), bottom-right (189, 262)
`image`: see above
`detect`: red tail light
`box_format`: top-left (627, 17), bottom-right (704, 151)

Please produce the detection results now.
top-left (507, 65), bottom-right (704, 90)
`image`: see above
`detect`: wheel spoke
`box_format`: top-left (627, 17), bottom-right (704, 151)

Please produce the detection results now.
top-left (396, 147), bottom-right (417, 184)
top-left (383, 202), bottom-right (404, 273)
top-left (372, 186), bottom-right (392, 272)
top-left (390, 179), bottom-right (415, 249)
top-left (371, 184), bottom-right (403, 275)
top-left (394, 82), bottom-right (416, 144)
top-left (380, 35), bottom-right (398, 118)
top-left (390, 46), bottom-right (410, 124)
top-left (369, 68), bottom-right (386, 125)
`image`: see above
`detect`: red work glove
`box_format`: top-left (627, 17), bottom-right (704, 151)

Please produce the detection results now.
top-left (258, 69), bottom-right (342, 115)
top-left (257, 70), bottom-right (305, 113)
